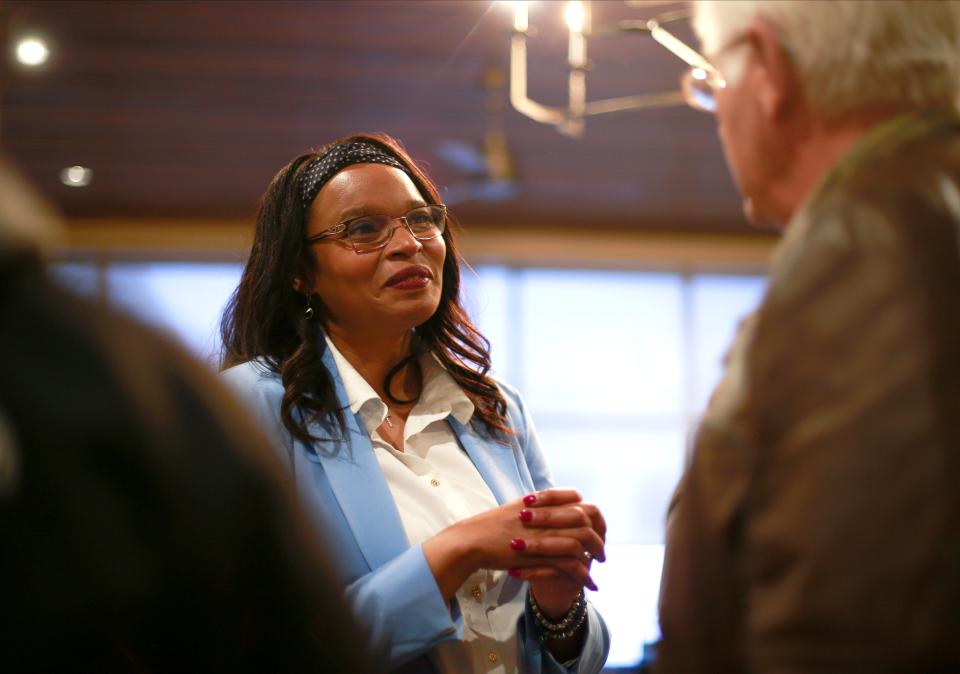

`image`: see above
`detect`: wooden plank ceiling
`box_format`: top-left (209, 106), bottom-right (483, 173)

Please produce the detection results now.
top-left (2, 0), bottom-right (757, 234)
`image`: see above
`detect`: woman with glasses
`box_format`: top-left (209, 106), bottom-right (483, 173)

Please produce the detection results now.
top-left (220, 133), bottom-right (609, 673)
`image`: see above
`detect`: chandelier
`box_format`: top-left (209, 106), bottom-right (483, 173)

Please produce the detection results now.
top-left (506, 1), bottom-right (711, 137)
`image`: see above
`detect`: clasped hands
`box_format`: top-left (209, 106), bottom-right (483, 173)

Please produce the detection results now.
top-left (424, 488), bottom-right (606, 619)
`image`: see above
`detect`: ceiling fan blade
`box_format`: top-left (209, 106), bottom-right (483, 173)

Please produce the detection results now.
top-left (434, 140), bottom-right (488, 175)
top-left (443, 179), bottom-right (519, 206)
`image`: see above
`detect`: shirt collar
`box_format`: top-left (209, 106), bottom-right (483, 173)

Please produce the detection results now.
top-left (323, 335), bottom-right (474, 427)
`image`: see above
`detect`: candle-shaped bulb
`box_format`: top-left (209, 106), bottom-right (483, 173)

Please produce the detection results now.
top-left (565, 1), bottom-right (585, 33)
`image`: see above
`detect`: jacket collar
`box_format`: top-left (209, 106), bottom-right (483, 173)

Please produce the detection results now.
top-left (311, 339), bottom-right (525, 571)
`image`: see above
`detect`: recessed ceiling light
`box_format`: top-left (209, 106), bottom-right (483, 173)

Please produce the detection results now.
top-left (60, 166), bottom-right (93, 187)
top-left (15, 37), bottom-right (49, 67)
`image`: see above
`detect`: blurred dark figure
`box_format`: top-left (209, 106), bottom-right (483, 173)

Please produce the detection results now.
top-left (657, 1), bottom-right (960, 673)
top-left (0, 159), bottom-right (377, 673)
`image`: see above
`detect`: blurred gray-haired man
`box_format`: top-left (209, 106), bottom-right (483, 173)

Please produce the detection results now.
top-left (658, 2), bottom-right (960, 672)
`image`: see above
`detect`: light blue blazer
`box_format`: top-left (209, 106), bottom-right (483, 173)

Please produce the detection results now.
top-left (222, 345), bottom-right (609, 673)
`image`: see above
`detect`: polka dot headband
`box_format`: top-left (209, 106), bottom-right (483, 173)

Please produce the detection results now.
top-left (298, 141), bottom-right (414, 209)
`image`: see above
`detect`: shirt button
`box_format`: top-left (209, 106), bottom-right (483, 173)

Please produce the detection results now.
top-left (487, 652), bottom-right (498, 663)
top-left (430, 478), bottom-right (440, 487)
top-left (471, 586), bottom-right (482, 601)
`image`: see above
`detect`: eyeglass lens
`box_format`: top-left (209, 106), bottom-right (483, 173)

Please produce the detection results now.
top-left (345, 205), bottom-right (445, 250)
top-left (681, 69), bottom-right (717, 113)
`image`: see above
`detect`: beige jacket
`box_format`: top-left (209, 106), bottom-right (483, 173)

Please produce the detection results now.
top-left (656, 111), bottom-right (960, 674)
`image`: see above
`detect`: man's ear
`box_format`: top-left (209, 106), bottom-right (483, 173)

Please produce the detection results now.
top-left (749, 19), bottom-right (797, 121)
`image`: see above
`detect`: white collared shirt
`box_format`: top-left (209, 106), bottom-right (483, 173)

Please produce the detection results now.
top-left (326, 337), bottom-right (524, 674)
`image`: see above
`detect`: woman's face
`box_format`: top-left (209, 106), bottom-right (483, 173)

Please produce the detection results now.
top-left (303, 163), bottom-right (446, 339)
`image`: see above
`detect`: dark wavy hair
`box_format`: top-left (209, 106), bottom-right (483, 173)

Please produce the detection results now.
top-left (220, 132), bottom-right (510, 447)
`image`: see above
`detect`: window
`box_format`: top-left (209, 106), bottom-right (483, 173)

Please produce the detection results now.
top-left (462, 265), bottom-right (766, 667)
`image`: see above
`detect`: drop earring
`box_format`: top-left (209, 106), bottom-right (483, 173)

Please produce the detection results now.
top-left (304, 295), bottom-right (315, 320)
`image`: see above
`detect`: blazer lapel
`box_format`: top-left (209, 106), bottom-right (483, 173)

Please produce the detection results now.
top-left (311, 344), bottom-right (409, 572)
top-left (448, 417), bottom-right (530, 505)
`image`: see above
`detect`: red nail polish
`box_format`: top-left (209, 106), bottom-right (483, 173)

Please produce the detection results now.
top-left (518, 510), bottom-right (533, 523)
top-left (508, 568), bottom-right (522, 578)
top-left (510, 538), bottom-right (526, 551)
top-left (523, 494), bottom-right (537, 505)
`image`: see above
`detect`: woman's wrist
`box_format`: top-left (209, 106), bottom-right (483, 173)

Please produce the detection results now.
top-left (530, 583), bottom-right (582, 620)
top-left (422, 521), bottom-right (477, 601)
top-left (528, 587), bottom-right (588, 644)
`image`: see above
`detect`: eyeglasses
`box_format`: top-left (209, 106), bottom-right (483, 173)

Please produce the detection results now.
top-left (307, 204), bottom-right (447, 253)
top-left (681, 63), bottom-right (727, 113)
top-left (645, 18), bottom-right (739, 114)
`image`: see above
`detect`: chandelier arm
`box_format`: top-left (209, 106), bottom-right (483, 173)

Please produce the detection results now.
top-left (509, 30), bottom-right (567, 125)
top-left (566, 1), bottom-right (589, 131)
top-left (648, 9), bottom-right (693, 26)
top-left (506, 2), bottom-right (704, 134)
top-left (647, 21), bottom-right (713, 70)
top-left (583, 90), bottom-right (687, 117)
top-left (592, 10), bottom-right (691, 37)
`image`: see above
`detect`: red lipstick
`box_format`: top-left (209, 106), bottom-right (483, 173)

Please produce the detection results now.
top-left (385, 265), bottom-right (433, 289)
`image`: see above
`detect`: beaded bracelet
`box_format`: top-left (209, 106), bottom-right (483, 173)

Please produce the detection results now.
top-left (528, 588), bottom-right (588, 643)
